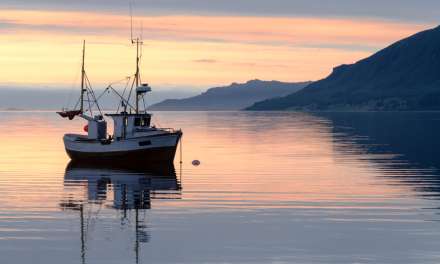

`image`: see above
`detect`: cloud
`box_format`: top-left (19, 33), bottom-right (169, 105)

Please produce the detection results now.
top-left (193, 59), bottom-right (217, 63)
top-left (0, 19), bottom-right (20, 31)
top-left (0, 10), bottom-right (430, 51)
top-left (1, 0), bottom-right (440, 23)
top-left (0, 8), bottom-right (434, 87)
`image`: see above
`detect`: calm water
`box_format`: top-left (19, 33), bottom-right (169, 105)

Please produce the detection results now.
top-left (1, 111), bottom-right (440, 263)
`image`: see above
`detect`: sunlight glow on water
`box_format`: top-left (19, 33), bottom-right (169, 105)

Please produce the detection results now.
top-left (1, 111), bottom-right (440, 263)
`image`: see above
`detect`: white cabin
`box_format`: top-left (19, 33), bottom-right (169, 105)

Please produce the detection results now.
top-left (106, 113), bottom-right (152, 140)
top-left (82, 115), bottom-right (107, 140)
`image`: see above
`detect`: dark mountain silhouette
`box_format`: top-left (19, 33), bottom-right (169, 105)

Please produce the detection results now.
top-left (149, 80), bottom-right (311, 111)
top-left (0, 87), bottom-right (198, 110)
top-left (247, 26), bottom-right (440, 111)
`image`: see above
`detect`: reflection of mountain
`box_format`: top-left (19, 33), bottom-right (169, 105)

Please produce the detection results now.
top-left (60, 161), bottom-right (182, 264)
top-left (318, 112), bottom-right (440, 196)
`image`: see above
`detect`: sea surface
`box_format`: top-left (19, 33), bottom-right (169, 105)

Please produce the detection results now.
top-left (1, 111), bottom-right (440, 263)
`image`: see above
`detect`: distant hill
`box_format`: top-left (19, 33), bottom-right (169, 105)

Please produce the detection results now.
top-left (149, 80), bottom-right (311, 110)
top-left (247, 26), bottom-right (440, 111)
top-left (0, 87), bottom-right (198, 110)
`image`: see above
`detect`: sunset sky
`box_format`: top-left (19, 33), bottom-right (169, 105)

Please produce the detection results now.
top-left (0, 1), bottom-right (437, 90)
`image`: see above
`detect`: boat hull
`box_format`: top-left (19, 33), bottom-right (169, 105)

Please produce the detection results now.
top-left (66, 145), bottom-right (178, 165)
top-left (64, 132), bottom-right (181, 165)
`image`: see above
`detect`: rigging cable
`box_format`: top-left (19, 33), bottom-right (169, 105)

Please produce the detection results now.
top-left (125, 74), bottom-right (136, 112)
top-left (108, 85), bottom-right (136, 111)
top-left (180, 134), bottom-right (183, 165)
top-left (85, 73), bottom-right (103, 116)
top-left (86, 87), bottom-right (93, 116)
top-left (117, 76), bottom-right (132, 113)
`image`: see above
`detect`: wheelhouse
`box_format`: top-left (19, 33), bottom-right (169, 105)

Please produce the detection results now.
top-left (105, 113), bottom-right (153, 140)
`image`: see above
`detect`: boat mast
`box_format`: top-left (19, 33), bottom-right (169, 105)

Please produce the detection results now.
top-left (135, 38), bottom-right (140, 114)
top-left (130, 3), bottom-right (144, 114)
top-left (80, 40), bottom-right (86, 113)
top-left (133, 37), bottom-right (144, 114)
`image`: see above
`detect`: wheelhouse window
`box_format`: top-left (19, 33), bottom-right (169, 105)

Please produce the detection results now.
top-left (142, 117), bottom-right (150, 127)
top-left (134, 117), bottom-right (141, 126)
top-left (135, 116), bottom-right (150, 127)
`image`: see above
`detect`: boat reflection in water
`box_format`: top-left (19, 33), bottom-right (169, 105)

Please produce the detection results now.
top-left (60, 161), bottom-right (182, 264)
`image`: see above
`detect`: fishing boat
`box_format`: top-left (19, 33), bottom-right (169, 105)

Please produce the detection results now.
top-left (57, 38), bottom-right (182, 165)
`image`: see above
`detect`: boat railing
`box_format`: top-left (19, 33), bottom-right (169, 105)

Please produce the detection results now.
top-left (134, 127), bottom-right (181, 134)
top-left (159, 128), bottom-right (182, 134)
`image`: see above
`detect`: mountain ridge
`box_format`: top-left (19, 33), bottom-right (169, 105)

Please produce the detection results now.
top-left (247, 25), bottom-right (440, 111)
top-left (149, 80), bottom-right (311, 111)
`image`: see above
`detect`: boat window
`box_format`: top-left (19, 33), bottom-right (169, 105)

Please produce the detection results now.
top-left (142, 117), bottom-right (150, 127)
top-left (134, 117), bottom-right (141, 126)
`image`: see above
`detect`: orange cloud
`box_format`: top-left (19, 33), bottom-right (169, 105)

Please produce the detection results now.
top-left (0, 9), bottom-right (432, 87)
top-left (0, 9), bottom-right (429, 47)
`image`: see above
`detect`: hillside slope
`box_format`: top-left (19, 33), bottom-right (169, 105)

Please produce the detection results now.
top-left (247, 26), bottom-right (440, 111)
top-left (149, 80), bottom-right (311, 110)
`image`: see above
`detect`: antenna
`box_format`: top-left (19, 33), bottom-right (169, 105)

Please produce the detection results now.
top-left (140, 21), bottom-right (143, 58)
top-left (130, 2), bottom-right (134, 43)
top-left (127, 0), bottom-right (145, 114)
top-left (140, 21), bottom-right (143, 42)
